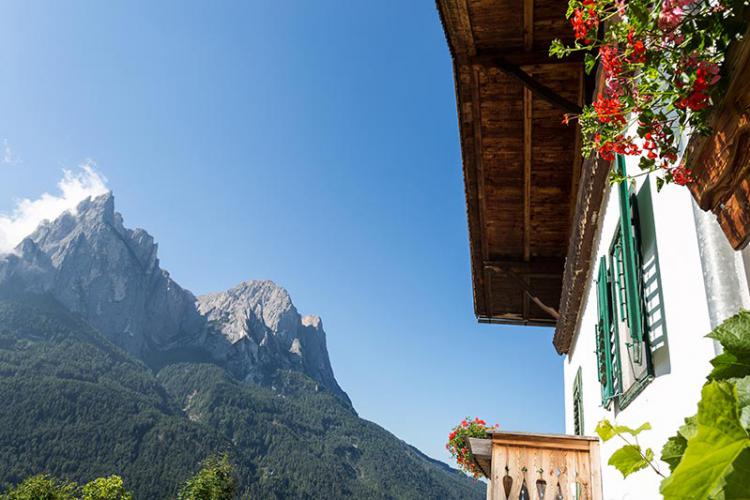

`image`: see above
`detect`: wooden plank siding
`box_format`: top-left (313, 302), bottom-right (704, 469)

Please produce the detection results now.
top-left (468, 431), bottom-right (603, 500)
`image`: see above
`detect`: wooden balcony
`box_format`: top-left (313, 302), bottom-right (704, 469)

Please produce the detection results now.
top-left (467, 431), bottom-right (602, 500)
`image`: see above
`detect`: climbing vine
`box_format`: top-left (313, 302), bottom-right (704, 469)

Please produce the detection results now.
top-left (597, 310), bottom-right (750, 498)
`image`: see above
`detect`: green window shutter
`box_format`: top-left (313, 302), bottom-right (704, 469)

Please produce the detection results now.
top-left (595, 257), bottom-right (614, 406)
top-left (573, 367), bottom-right (584, 436)
top-left (616, 155), bottom-right (645, 354)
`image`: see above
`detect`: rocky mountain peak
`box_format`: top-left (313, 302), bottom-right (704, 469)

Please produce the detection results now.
top-left (197, 280), bottom-right (348, 403)
top-left (0, 192), bottom-right (349, 404)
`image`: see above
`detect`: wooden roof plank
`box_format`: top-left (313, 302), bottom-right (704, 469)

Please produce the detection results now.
top-left (524, 87), bottom-right (533, 263)
top-left (524, 0), bottom-right (534, 51)
top-left (470, 65), bottom-right (493, 317)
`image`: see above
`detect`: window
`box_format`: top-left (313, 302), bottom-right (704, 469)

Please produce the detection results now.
top-left (595, 155), bottom-right (657, 410)
top-left (573, 367), bottom-right (584, 436)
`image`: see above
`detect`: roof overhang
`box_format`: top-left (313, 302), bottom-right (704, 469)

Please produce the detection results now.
top-left (437, 0), bottom-right (588, 326)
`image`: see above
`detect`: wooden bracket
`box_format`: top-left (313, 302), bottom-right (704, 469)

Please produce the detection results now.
top-left (493, 59), bottom-right (582, 115)
top-left (485, 263), bottom-right (561, 321)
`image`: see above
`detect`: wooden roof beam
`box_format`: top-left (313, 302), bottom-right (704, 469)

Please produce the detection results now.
top-left (484, 263), bottom-right (561, 321)
top-left (483, 258), bottom-right (563, 277)
top-left (493, 59), bottom-right (582, 115)
top-left (524, 0), bottom-right (534, 51)
top-left (470, 65), bottom-right (493, 317)
top-left (504, 267), bottom-right (560, 321)
top-left (469, 49), bottom-right (585, 68)
top-left (524, 86), bottom-right (533, 263)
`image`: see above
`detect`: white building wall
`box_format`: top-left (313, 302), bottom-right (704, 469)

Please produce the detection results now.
top-left (561, 154), bottom-right (745, 499)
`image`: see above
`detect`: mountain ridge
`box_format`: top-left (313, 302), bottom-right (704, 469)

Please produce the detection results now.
top-left (0, 192), bottom-right (349, 403)
top-left (0, 192), bottom-right (484, 498)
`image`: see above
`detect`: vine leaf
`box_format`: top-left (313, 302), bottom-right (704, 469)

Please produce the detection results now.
top-left (660, 379), bottom-right (750, 499)
top-left (707, 311), bottom-right (750, 358)
top-left (595, 420), bottom-right (651, 442)
top-left (709, 351), bottom-right (750, 381)
top-left (660, 416), bottom-right (696, 473)
top-left (660, 434), bottom-right (687, 473)
top-left (608, 445), bottom-right (653, 477)
top-left (708, 311), bottom-right (750, 381)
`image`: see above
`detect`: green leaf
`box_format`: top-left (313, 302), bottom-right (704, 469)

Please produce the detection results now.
top-left (656, 177), bottom-right (665, 192)
top-left (584, 53), bottom-right (596, 74)
top-left (549, 39), bottom-right (563, 58)
top-left (708, 310), bottom-right (750, 357)
top-left (595, 420), bottom-right (617, 441)
top-left (737, 376), bottom-right (750, 431)
top-left (608, 445), bottom-right (652, 477)
top-left (661, 434), bottom-right (688, 473)
top-left (679, 415), bottom-right (698, 441)
top-left (638, 156), bottom-right (656, 171)
top-left (595, 419), bottom-right (651, 441)
top-left (661, 415), bottom-right (696, 473)
top-left (565, 0), bottom-right (577, 18)
top-left (721, 448), bottom-right (750, 500)
top-left (709, 351), bottom-right (750, 381)
top-left (628, 2), bottom-right (649, 23)
top-left (660, 380), bottom-right (750, 499)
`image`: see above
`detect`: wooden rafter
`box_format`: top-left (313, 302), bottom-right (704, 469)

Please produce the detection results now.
top-left (524, 86), bottom-right (533, 263)
top-left (493, 60), bottom-right (582, 115)
top-left (523, 0), bottom-right (534, 51)
top-left (483, 258), bottom-right (563, 277)
top-left (470, 65), bottom-right (493, 316)
top-left (568, 70), bottom-right (586, 231)
top-left (470, 49), bottom-right (585, 67)
top-left (486, 265), bottom-right (561, 321)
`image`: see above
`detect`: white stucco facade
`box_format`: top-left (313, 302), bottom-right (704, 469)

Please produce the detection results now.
top-left (562, 155), bottom-right (750, 499)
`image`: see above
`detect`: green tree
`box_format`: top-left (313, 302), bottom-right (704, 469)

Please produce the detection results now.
top-left (1, 474), bottom-right (77, 500)
top-left (81, 476), bottom-right (132, 500)
top-left (178, 455), bottom-right (237, 500)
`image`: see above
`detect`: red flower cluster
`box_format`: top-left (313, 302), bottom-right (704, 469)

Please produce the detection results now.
top-left (446, 417), bottom-right (499, 479)
top-left (637, 120), bottom-right (679, 168)
top-left (593, 94), bottom-right (626, 125)
top-left (670, 165), bottom-right (695, 185)
top-left (626, 30), bottom-right (646, 64)
top-left (595, 134), bottom-right (640, 161)
top-left (571, 0), bottom-right (599, 43)
top-left (600, 45), bottom-right (622, 78)
top-left (676, 60), bottom-right (720, 111)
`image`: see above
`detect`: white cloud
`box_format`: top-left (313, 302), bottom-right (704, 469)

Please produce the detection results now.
top-left (0, 163), bottom-right (109, 253)
top-left (2, 139), bottom-right (21, 166)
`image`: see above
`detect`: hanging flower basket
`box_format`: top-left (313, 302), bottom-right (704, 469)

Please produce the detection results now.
top-left (550, 0), bottom-right (748, 189)
top-left (446, 417), bottom-right (499, 478)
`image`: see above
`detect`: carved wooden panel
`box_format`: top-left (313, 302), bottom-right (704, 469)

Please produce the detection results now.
top-left (686, 26), bottom-right (750, 249)
top-left (469, 432), bottom-right (603, 500)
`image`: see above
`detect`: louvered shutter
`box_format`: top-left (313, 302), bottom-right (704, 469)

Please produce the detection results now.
top-left (595, 257), bottom-right (614, 405)
top-left (616, 155), bottom-right (645, 354)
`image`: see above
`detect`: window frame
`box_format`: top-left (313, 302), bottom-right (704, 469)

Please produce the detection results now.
top-left (594, 155), bottom-right (657, 411)
top-left (573, 367), bottom-right (585, 436)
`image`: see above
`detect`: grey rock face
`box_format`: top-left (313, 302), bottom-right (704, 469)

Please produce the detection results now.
top-left (0, 193), bottom-right (349, 404)
top-left (198, 281), bottom-right (347, 403)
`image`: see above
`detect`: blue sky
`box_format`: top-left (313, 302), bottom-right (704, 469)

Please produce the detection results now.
top-left (0, 1), bottom-right (563, 463)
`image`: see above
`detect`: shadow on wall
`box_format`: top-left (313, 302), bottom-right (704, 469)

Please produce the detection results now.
top-left (637, 180), bottom-right (671, 378)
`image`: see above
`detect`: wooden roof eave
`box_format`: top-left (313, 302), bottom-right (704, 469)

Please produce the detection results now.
top-left (438, 0), bottom-right (586, 327)
top-left (553, 155), bottom-right (612, 354)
